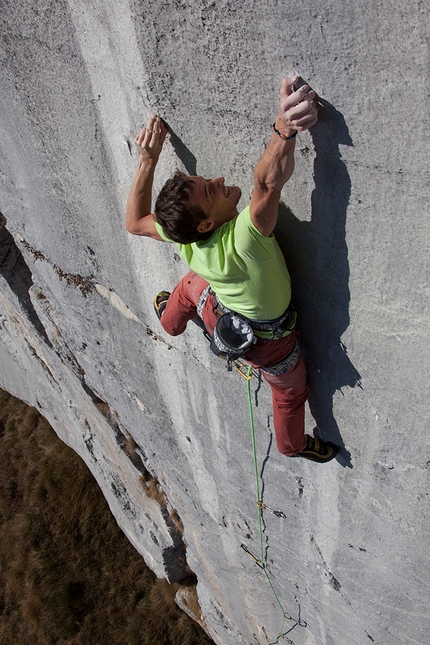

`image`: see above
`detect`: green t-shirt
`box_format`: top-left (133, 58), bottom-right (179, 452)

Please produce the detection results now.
top-left (155, 205), bottom-right (291, 321)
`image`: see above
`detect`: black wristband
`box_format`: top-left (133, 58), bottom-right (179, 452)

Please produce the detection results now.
top-left (272, 123), bottom-right (297, 141)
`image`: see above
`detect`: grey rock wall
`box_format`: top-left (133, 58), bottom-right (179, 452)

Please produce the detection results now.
top-left (1, 1), bottom-right (429, 644)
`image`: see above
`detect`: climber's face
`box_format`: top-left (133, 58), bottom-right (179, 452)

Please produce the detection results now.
top-left (188, 176), bottom-right (242, 233)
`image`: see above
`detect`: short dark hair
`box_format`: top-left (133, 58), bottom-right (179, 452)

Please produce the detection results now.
top-left (155, 170), bottom-right (208, 244)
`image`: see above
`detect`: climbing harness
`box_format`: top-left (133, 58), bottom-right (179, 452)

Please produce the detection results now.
top-left (197, 285), bottom-right (299, 372)
top-left (213, 292), bottom-right (297, 340)
top-left (243, 365), bottom-right (305, 644)
top-left (198, 285), bottom-right (256, 370)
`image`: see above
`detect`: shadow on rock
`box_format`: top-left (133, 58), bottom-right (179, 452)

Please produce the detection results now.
top-left (166, 124), bottom-right (197, 175)
top-left (275, 100), bottom-right (361, 468)
top-left (0, 215), bottom-right (51, 347)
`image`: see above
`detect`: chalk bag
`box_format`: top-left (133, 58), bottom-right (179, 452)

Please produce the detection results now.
top-left (212, 312), bottom-right (255, 371)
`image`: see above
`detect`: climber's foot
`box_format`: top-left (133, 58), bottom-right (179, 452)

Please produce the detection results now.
top-left (292, 434), bottom-right (339, 463)
top-left (153, 291), bottom-right (170, 320)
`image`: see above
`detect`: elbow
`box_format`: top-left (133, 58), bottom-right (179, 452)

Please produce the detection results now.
top-left (125, 218), bottom-right (140, 236)
top-left (125, 206), bottom-right (141, 235)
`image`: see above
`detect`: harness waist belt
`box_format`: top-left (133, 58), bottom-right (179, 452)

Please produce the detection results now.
top-left (214, 295), bottom-right (296, 339)
top-left (197, 286), bottom-right (296, 340)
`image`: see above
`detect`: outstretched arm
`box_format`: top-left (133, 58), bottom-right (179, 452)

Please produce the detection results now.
top-left (125, 115), bottom-right (168, 239)
top-left (250, 76), bottom-right (318, 236)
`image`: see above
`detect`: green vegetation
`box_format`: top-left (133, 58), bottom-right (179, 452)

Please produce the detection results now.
top-left (0, 390), bottom-right (212, 645)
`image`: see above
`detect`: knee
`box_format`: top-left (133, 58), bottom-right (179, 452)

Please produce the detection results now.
top-left (160, 319), bottom-right (184, 337)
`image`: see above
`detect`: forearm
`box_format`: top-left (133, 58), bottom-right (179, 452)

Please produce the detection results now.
top-left (125, 115), bottom-right (167, 238)
top-left (125, 157), bottom-right (157, 234)
top-left (250, 78), bottom-right (317, 236)
top-left (253, 116), bottom-right (296, 195)
top-left (258, 77), bottom-right (318, 193)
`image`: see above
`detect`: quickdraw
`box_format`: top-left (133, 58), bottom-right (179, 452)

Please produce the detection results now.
top-left (256, 500), bottom-right (287, 519)
top-left (240, 543), bottom-right (264, 568)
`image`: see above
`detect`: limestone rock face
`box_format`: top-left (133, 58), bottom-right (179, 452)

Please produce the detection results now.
top-left (1, 2), bottom-right (429, 644)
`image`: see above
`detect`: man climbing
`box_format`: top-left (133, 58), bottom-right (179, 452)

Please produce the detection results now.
top-left (125, 75), bottom-right (339, 463)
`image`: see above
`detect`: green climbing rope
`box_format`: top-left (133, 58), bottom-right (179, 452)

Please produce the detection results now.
top-left (245, 366), bottom-right (294, 644)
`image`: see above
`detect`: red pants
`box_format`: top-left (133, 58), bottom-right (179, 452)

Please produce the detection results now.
top-left (159, 272), bottom-right (309, 456)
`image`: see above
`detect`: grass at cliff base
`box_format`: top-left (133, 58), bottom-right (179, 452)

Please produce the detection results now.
top-left (0, 390), bottom-right (212, 645)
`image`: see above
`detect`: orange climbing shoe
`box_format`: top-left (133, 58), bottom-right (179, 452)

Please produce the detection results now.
top-left (292, 434), bottom-right (339, 463)
top-left (153, 291), bottom-right (170, 320)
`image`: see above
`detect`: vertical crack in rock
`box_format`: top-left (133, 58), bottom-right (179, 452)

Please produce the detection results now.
top-left (0, 215), bottom-right (51, 345)
top-left (114, 419), bottom-right (195, 586)
top-left (139, 463), bottom-right (195, 585)
top-left (81, 380), bottom-right (196, 586)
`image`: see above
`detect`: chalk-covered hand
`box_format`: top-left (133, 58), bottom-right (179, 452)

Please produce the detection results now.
top-left (277, 76), bottom-right (318, 135)
top-left (134, 114), bottom-right (168, 164)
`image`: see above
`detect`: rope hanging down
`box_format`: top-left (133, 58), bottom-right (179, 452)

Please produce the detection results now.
top-left (244, 366), bottom-right (303, 645)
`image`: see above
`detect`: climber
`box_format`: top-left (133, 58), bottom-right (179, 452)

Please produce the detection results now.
top-left (125, 75), bottom-right (339, 463)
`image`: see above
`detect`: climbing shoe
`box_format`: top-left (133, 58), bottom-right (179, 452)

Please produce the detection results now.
top-left (153, 291), bottom-right (170, 320)
top-left (292, 434), bottom-right (339, 463)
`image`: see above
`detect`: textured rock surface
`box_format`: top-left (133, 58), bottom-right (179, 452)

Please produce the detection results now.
top-left (1, 1), bottom-right (429, 644)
